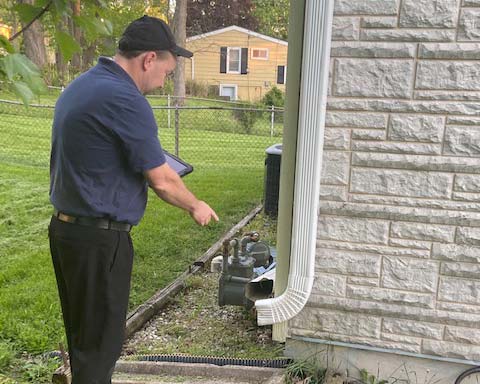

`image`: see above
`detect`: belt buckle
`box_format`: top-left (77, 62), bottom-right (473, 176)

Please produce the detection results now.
top-left (58, 212), bottom-right (76, 224)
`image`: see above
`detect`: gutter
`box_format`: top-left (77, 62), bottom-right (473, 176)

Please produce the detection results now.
top-left (254, 0), bottom-right (334, 327)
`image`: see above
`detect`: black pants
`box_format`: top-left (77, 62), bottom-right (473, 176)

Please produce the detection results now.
top-left (49, 216), bottom-right (134, 384)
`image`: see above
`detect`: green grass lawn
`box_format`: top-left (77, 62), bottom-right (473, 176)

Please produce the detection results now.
top-left (0, 100), bottom-right (281, 382)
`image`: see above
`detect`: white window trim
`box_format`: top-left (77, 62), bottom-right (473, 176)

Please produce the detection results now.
top-left (219, 84), bottom-right (238, 100)
top-left (226, 47), bottom-right (241, 74)
top-left (251, 48), bottom-right (269, 60)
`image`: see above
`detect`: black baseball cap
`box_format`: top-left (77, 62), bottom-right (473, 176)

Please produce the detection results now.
top-left (119, 15), bottom-right (193, 58)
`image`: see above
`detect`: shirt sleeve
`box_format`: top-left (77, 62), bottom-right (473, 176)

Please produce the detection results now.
top-left (113, 94), bottom-right (166, 173)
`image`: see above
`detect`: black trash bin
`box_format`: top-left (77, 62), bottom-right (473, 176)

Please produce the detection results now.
top-left (264, 143), bottom-right (282, 217)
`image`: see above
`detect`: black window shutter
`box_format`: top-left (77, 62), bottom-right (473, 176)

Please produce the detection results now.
top-left (220, 47), bottom-right (227, 73)
top-left (277, 65), bottom-right (285, 84)
top-left (241, 48), bottom-right (248, 74)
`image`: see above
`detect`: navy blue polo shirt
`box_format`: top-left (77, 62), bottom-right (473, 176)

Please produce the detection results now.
top-left (50, 57), bottom-right (166, 225)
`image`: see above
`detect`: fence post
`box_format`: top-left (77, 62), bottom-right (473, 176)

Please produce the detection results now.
top-left (175, 103), bottom-right (179, 157)
top-left (270, 105), bottom-right (275, 137)
top-left (167, 94), bottom-right (171, 129)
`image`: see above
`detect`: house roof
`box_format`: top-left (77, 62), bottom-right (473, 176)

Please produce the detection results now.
top-left (187, 25), bottom-right (288, 46)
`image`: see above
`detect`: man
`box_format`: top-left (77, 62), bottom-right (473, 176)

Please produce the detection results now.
top-left (48, 15), bottom-right (218, 384)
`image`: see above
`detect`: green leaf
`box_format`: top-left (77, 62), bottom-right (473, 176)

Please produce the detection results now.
top-left (73, 15), bottom-right (112, 38)
top-left (2, 55), bottom-right (16, 80)
top-left (55, 31), bottom-right (81, 61)
top-left (12, 81), bottom-right (35, 106)
top-left (0, 36), bottom-right (15, 54)
top-left (12, 4), bottom-right (43, 24)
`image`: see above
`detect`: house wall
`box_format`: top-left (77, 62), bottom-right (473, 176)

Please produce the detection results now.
top-left (185, 29), bottom-right (287, 101)
top-left (288, 0), bottom-right (480, 378)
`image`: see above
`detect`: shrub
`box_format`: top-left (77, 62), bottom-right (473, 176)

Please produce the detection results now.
top-left (185, 80), bottom-right (209, 98)
top-left (231, 102), bottom-right (263, 134)
top-left (261, 86), bottom-right (285, 108)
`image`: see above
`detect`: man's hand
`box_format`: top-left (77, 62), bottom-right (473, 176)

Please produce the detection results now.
top-left (190, 200), bottom-right (219, 226)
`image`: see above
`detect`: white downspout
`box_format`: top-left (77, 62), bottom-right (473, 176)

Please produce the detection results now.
top-left (255, 0), bottom-right (334, 326)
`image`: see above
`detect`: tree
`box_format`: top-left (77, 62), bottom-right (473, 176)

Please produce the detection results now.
top-left (186, 0), bottom-right (258, 36)
top-left (173, 0), bottom-right (187, 104)
top-left (252, 0), bottom-right (289, 40)
top-left (18, 0), bottom-right (47, 69)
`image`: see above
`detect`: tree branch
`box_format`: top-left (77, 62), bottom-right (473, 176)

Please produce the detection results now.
top-left (9, 0), bottom-right (53, 42)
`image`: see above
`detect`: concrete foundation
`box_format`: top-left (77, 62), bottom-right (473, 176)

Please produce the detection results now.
top-left (285, 338), bottom-right (480, 383)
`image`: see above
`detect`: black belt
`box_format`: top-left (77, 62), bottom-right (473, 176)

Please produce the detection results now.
top-left (53, 209), bottom-right (132, 232)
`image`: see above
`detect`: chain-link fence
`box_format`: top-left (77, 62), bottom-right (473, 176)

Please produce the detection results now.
top-left (0, 97), bottom-right (283, 182)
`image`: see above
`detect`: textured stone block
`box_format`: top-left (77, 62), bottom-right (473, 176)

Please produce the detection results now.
top-left (441, 262), bottom-right (480, 279)
top-left (463, 0), bottom-right (480, 5)
top-left (352, 152), bottom-right (480, 173)
top-left (324, 129), bottom-right (350, 150)
top-left (326, 111), bottom-right (387, 128)
top-left (453, 192), bottom-right (480, 202)
top-left (458, 8), bottom-right (480, 41)
top-left (439, 277), bottom-right (480, 304)
top-left (327, 98), bottom-right (480, 115)
top-left (350, 193), bottom-right (480, 212)
top-left (332, 17), bottom-right (360, 40)
top-left (318, 239), bottom-right (430, 259)
top-left (419, 43), bottom-right (480, 59)
top-left (352, 141), bottom-right (441, 155)
top-left (346, 285), bottom-right (434, 308)
top-left (290, 308), bottom-right (381, 338)
top-left (312, 273), bottom-right (346, 297)
top-left (361, 17), bottom-right (398, 28)
top-left (334, 0), bottom-right (399, 15)
top-left (351, 129), bottom-right (386, 141)
top-left (351, 168), bottom-right (453, 198)
top-left (382, 318), bottom-right (444, 340)
top-left (318, 216), bottom-right (389, 244)
top-left (457, 227), bottom-right (480, 245)
top-left (399, 0), bottom-right (459, 28)
top-left (331, 42), bottom-right (416, 58)
top-left (319, 185), bottom-right (347, 202)
top-left (415, 90), bottom-right (480, 101)
top-left (347, 276), bottom-right (379, 287)
top-left (321, 151), bottom-right (350, 185)
top-left (433, 243), bottom-right (480, 262)
top-left (417, 62), bottom-right (480, 90)
top-left (333, 59), bottom-right (414, 98)
top-left (388, 114), bottom-right (445, 143)
top-left (381, 257), bottom-right (438, 293)
top-left (381, 333), bottom-right (421, 346)
top-left (391, 222), bottom-right (455, 242)
top-left (388, 238), bottom-right (432, 250)
top-left (423, 340), bottom-right (480, 360)
top-left (321, 201), bottom-right (480, 227)
top-left (444, 126), bottom-right (480, 156)
top-left (316, 248), bottom-right (381, 277)
top-left (437, 301), bottom-right (480, 315)
top-left (455, 175), bottom-right (480, 192)
top-left (447, 116), bottom-right (480, 125)
top-left (361, 29), bottom-right (456, 42)
top-left (445, 326), bottom-right (480, 345)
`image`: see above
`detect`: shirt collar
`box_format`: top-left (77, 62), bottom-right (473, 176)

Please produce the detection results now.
top-left (97, 56), bottom-right (139, 91)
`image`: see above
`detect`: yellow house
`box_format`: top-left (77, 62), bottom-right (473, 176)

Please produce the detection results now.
top-left (0, 23), bottom-right (12, 39)
top-left (185, 26), bottom-right (288, 102)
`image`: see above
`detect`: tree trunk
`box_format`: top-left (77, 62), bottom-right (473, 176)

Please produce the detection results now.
top-left (20, 0), bottom-right (47, 69)
top-left (173, 0), bottom-right (187, 106)
top-left (71, 0), bottom-right (82, 71)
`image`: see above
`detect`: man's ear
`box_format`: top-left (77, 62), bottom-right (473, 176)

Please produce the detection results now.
top-left (142, 52), bottom-right (156, 71)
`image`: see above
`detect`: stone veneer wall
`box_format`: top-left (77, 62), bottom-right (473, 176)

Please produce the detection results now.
top-left (289, 0), bottom-right (480, 361)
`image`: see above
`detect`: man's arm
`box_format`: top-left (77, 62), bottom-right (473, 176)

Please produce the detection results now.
top-left (144, 163), bottom-right (219, 226)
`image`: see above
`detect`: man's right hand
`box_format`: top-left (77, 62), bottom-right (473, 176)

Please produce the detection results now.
top-left (190, 200), bottom-right (219, 226)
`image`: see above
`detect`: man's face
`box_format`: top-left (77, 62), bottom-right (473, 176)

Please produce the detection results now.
top-left (145, 51), bottom-right (177, 93)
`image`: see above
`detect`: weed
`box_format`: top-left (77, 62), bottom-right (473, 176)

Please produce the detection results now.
top-left (285, 358), bottom-right (327, 384)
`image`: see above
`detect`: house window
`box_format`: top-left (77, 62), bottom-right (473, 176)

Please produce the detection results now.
top-left (251, 48), bottom-right (269, 60)
top-left (277, 65), bottom-right (287, 84)
top-left (219, 84), bottom-right (238, 100)
top-left (227, 47), bottom-right (241, 74)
